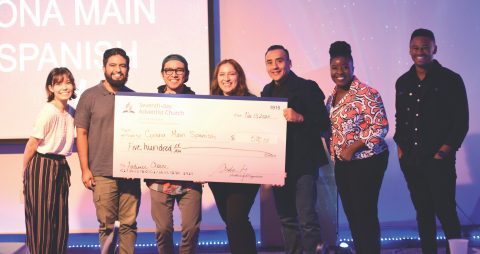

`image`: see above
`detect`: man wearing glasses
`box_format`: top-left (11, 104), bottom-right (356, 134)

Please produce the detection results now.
top-left (146, 54), bottom-right (202, 254)
top-left (157, 54), bottom-right (195, 94)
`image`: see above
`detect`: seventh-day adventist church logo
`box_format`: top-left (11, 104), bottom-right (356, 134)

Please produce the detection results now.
top-left (122, 102), bottom-right (135, 113)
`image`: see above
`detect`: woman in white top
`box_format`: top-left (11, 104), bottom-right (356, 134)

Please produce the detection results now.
top-left (23, 67), bottom-right (77, 254)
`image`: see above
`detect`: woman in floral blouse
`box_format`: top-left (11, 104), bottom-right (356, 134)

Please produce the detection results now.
top-left (326, 41), bottom-right (389, 254)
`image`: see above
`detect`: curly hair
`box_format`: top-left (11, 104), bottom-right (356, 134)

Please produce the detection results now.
top-left (329, 41), bottom-right (353, 62)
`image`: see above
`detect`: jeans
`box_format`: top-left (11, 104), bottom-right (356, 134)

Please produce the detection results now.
top-left (210, 182), bottom-right (260, 254)
top-left (273, 174), bottom-right (322, 254)
top-left (400, 155), bottom-right (461, 254)
top-left (335, 151), bottom-right (388, 254)
top-left (150, 189), bottom-right (201, 254)
top-left (93, 176), bottom-right (141, 254)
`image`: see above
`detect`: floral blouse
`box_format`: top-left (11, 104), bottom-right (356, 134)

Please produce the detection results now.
top-left (326, 76), bottom-right (389, 161)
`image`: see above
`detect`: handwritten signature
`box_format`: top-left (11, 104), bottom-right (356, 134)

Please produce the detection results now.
top-left (212, 163), bottom-right (262, 182)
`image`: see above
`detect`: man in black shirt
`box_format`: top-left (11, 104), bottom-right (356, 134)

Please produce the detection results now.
top-left (261, 45), bottom-right (330, 254)
top-left (394, 28), bottom-right (469, 254)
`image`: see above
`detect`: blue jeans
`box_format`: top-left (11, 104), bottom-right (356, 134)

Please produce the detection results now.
top-left (273, 174), bottom-right (322, 254)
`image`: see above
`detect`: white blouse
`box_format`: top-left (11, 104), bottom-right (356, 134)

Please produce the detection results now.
top-left (31, 103), bottom-right (75, 156)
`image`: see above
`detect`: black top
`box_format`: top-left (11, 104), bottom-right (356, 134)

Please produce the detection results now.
top-left (394, 60), bottom-right (469, 158)
top-left (261, 71), bottom-right (330, 178)
top-left (157, 84), bottom-right (195, 95)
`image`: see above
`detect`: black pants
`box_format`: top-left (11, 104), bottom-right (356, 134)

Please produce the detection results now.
top-left (335, 151), bottom-right (388, 254)
top-left (209, 182), bottom-right (260, 254)
top-left (400, 154), bottom-right (461, 254)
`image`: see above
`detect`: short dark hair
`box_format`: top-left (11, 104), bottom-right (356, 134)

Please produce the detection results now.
top-left (45, 67), bottom-right (77, 102)
top-left (329, 41), bottom-right (353, 62)
top-left (103, 48), bottom-right (130, 68)
top-left (161, 54), bottom-right (190, 82)
top-left (265, 45), bottom-right (290, 59)
top-left (410, 28), bottom-right (435, 43)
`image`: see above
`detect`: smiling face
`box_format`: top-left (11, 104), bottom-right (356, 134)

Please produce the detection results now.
top-left (103, 54), bottom-right (129, 88)
top-left (162, 60), bottom-right (187, 94)
top-left (265, 48), bottom-right (291, 84)
top-left (48, 74), bottom-right (74, 104)
top-left (217, 63), bottom-right (238, 96)
top-left (330, 56), bottom-right (354, 88)
top-left (410, 36), bottom-right (437, 69)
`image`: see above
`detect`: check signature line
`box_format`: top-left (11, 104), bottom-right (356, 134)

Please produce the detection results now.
top-left (182, 146), bottom-right (275, 157)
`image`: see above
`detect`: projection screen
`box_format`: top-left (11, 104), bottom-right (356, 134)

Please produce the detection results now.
top-left (0, 0), bottom-right (210, 139)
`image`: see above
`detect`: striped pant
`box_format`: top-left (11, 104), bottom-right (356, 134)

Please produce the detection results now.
top-left (23, 153), bottom-right (71, 254)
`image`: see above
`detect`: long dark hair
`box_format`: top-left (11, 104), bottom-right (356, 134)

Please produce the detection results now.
top-left (210, 59), bottom-right (251, 96)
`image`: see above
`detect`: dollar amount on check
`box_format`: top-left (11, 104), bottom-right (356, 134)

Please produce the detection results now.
top-left (113, 93), bottom-right (287, 185)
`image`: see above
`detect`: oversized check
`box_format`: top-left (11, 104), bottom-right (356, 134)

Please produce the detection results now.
top-left (113, 93), bottom-right (287, 185)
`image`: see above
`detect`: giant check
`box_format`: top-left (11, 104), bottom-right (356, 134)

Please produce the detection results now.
top-left (113, 93), bottom-right (287, 185)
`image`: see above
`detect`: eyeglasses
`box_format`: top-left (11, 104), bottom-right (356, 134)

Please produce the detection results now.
top-left (163, 68), bottom-right (185, 75)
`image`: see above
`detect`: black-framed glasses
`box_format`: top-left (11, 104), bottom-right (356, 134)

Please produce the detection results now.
top-left (163, 68), bottom-right (185, 75)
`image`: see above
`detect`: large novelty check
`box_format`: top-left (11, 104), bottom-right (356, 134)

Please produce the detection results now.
top-left (113, 93), bottom-right (287, 185)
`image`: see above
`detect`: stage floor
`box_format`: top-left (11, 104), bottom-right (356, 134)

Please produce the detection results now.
top-left (0, 244), bottom-right (473, 254)
top-left (1, 229), bottom-right (479, 254)
top-left (0, 243), bottom-right (456, 254)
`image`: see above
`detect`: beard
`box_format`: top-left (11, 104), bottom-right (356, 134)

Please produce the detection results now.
top-left (105, 72), bottom-right (128, 88)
